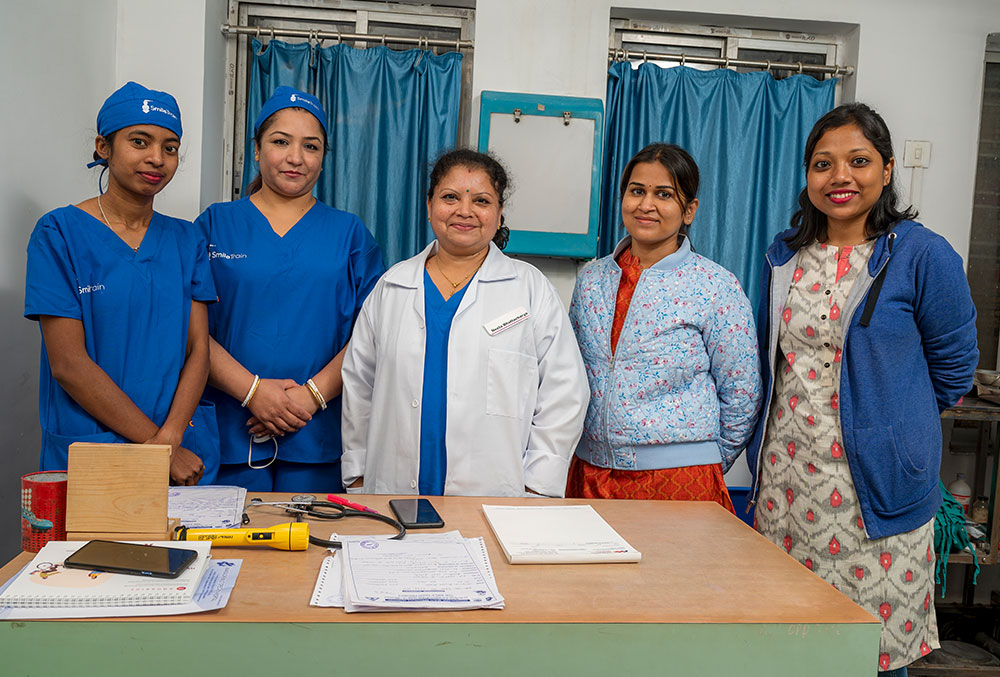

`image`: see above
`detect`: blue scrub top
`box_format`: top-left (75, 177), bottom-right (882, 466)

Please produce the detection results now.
top-left (24, 205), bottom-right (218, 475)
top-left (418, 271), bottom-right (469, 495)
top-left (197, 198), bottom-right (384, 465)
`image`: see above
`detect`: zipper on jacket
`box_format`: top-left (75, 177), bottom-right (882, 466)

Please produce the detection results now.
top-left (601, 266), bottom-right (641, 465)
top-left (858, 232), bottom-right (895, 327)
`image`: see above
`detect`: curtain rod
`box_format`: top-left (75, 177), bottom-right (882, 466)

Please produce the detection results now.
top-left (608, 48), bottom-right (854, 77)
top-left (221, 23), bottom-right (473, 50)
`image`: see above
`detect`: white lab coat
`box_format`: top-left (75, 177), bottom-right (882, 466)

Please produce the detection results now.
top-left (341, 241), bottom-right (588, 497)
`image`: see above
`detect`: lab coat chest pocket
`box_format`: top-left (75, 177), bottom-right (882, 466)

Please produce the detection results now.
top-left (486, 349), bottom-right (538, 419)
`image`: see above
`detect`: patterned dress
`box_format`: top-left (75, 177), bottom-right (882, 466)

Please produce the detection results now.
top-left (756, 242), bottom-right (938, 672)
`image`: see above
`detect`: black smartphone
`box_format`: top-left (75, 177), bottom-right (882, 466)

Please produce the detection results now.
top-left (389, 498), bottom-right (445, 529)
top-left (63, 540), bottom-right (199, 579)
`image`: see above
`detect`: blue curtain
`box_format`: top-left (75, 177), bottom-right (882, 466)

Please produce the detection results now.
top-left (601, 63), bottom-right (836, 305)
top-left (244, 39), bottom-right (463, 266)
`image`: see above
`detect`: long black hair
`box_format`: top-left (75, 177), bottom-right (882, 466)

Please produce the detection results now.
top-left (619, 143), bottom-right (700, 242)
top-left (785, 102), bottom-right (916, 250)
top-left (427, 148), bottom-right (511, 250)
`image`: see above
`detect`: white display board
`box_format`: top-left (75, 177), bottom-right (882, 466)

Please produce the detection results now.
top-left (487, 112), bottom-right (595, 235)
top-left (478, 91), bottom-right (604, 258)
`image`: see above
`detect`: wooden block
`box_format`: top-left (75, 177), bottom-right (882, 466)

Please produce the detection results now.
top-left (66, 443), bottom-right (170, 533)
top-left (66, 518), bottom-right (181, 542)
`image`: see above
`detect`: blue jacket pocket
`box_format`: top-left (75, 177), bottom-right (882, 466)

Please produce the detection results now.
top-left (850, 425), bottom-right (929, 516)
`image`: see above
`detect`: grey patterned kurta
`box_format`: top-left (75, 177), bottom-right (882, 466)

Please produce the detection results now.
top-left (756, 241), bottom-right (938, 672)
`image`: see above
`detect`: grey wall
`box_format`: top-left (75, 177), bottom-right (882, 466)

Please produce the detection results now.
top-left (0, 1), bottom-right (117, 560)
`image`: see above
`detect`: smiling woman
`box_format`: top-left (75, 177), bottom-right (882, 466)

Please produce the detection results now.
top-left (341, 149), bottom-right (588, 497)
top-left (749, 103), bottom-right (979, 674)
top-left (194, 86), bottom-right (384, 493)
top-left (23, 81), bottom-right (218, 486)
top-left (804, 124), bottom-right (892, 237)
top-left (567, 143), bottom-right (762, 508)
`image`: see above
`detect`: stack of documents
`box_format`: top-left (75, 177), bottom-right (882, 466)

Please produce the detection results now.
top-left (0, 540), bottom-right (213, 608)
top-left (482, 504), bottom-right (642, 563)
top-left (311, 531), bottom-right (504, 612)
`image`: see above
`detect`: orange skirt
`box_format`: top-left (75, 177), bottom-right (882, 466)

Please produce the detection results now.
top-left (566, 455), bottom-right (735, 513)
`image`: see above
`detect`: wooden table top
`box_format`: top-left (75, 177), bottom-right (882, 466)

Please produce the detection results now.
top-left (1, 494), bottom-right (877, 625)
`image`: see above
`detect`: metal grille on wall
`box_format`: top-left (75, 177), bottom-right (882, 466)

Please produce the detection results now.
top-left (609, 18), bottom-right (853, 83)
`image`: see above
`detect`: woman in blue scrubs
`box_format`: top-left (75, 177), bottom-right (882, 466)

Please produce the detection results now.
top-left (196, 87), bottom-right (384, 492)
top-left (24, 82), bottom-right (217, 485)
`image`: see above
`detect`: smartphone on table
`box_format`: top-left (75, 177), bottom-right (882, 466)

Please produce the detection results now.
top-left (63, 540), bottom-right (199, 579)
top-left (389, 498), bottom-right (445, 529)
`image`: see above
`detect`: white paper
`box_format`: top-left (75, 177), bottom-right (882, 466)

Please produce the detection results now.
top-left (310, 532), bottom-right (503, 610)
top-left (310, 554), bottom-right (344, 607)
top-left (314, 531), bottom-right (502, 612)
top-left (482, 504), bottom-right (641, 564)
top-left (308, 530), bottom-right (433, 608)
top-left (311, 531), bottom-right (493, 609)
top-left (168, 485), bottom-right (247, 528)
top-left (0, 559), bottom-right (242, 619)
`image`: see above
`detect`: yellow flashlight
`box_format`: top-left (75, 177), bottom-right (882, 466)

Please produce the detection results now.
top-left (175, 522), bottom-right (309, 551)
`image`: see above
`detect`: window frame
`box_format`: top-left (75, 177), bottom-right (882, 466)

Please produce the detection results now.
top-left (610, 17), bottom-right (846, 96)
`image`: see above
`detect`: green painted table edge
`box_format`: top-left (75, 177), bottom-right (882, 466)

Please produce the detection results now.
top-left (1, 620), bottom-right (880, 676)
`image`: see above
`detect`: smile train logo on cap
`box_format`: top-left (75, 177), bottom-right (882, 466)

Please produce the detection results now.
top-left (139, 99), bottom-right (179, 120)
top-left (289, 93), bottom-right (320, 113)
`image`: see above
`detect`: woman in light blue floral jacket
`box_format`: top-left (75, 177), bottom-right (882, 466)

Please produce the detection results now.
top-left (566, 143), bottom-right (762, 509)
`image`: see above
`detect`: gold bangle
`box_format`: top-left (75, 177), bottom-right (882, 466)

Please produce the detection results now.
top-left (241, 374), bottom-right (260, 408)
top-left (306, 378), bottom-right (327, 411)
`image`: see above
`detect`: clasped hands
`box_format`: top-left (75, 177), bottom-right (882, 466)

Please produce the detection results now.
top-left (245, 378), bottom-right (318, 438)
top-left (144, 427), bottom-right (204, 487)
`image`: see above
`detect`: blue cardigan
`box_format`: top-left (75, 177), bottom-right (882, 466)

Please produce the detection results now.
top-left (746, 220), bottom-right (978, 539)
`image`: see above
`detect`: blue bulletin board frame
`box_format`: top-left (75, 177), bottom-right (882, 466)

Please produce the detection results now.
top-left (478, 91), bottom-right (604, 259)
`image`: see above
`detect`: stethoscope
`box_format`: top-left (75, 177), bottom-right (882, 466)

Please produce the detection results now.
top-left (241, 495), bottom-right (406, 549)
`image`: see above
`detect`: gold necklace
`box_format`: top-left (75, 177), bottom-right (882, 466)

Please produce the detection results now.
top-left (97, 196), bottom-right (140, 251)
top-left (435, 256), bottom-right (475, 290)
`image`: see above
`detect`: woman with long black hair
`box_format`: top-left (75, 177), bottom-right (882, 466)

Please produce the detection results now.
top-left (748, 103), bottom-right (978, 676)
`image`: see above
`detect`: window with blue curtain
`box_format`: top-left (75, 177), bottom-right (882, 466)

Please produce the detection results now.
top-left (600, 62), bottom-right (837, 306)
top-left (243, 38), bottom-right (464, 266)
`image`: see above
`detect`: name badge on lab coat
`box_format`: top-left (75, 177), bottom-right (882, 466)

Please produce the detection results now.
top-left (484, 307), bottom-right (529, 336)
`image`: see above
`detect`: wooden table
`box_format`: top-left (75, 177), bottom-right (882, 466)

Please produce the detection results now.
top-left (0, 495), bottom-right (879, 676)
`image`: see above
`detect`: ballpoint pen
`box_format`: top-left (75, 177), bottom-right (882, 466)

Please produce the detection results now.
top-left (327, 494), bottom-right (381, 515)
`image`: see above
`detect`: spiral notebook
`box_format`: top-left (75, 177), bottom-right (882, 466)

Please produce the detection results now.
top-left (0, 540), bottom-right (211, 608)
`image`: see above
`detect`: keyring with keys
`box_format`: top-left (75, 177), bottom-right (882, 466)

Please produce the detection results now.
top-left (242, 497), bottom-right (406, 548)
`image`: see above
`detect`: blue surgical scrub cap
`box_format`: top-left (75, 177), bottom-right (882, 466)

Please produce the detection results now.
top-left (253, 86), bottom-right (328, 138)
top-left (87, 82), bottom-right (183, 168)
